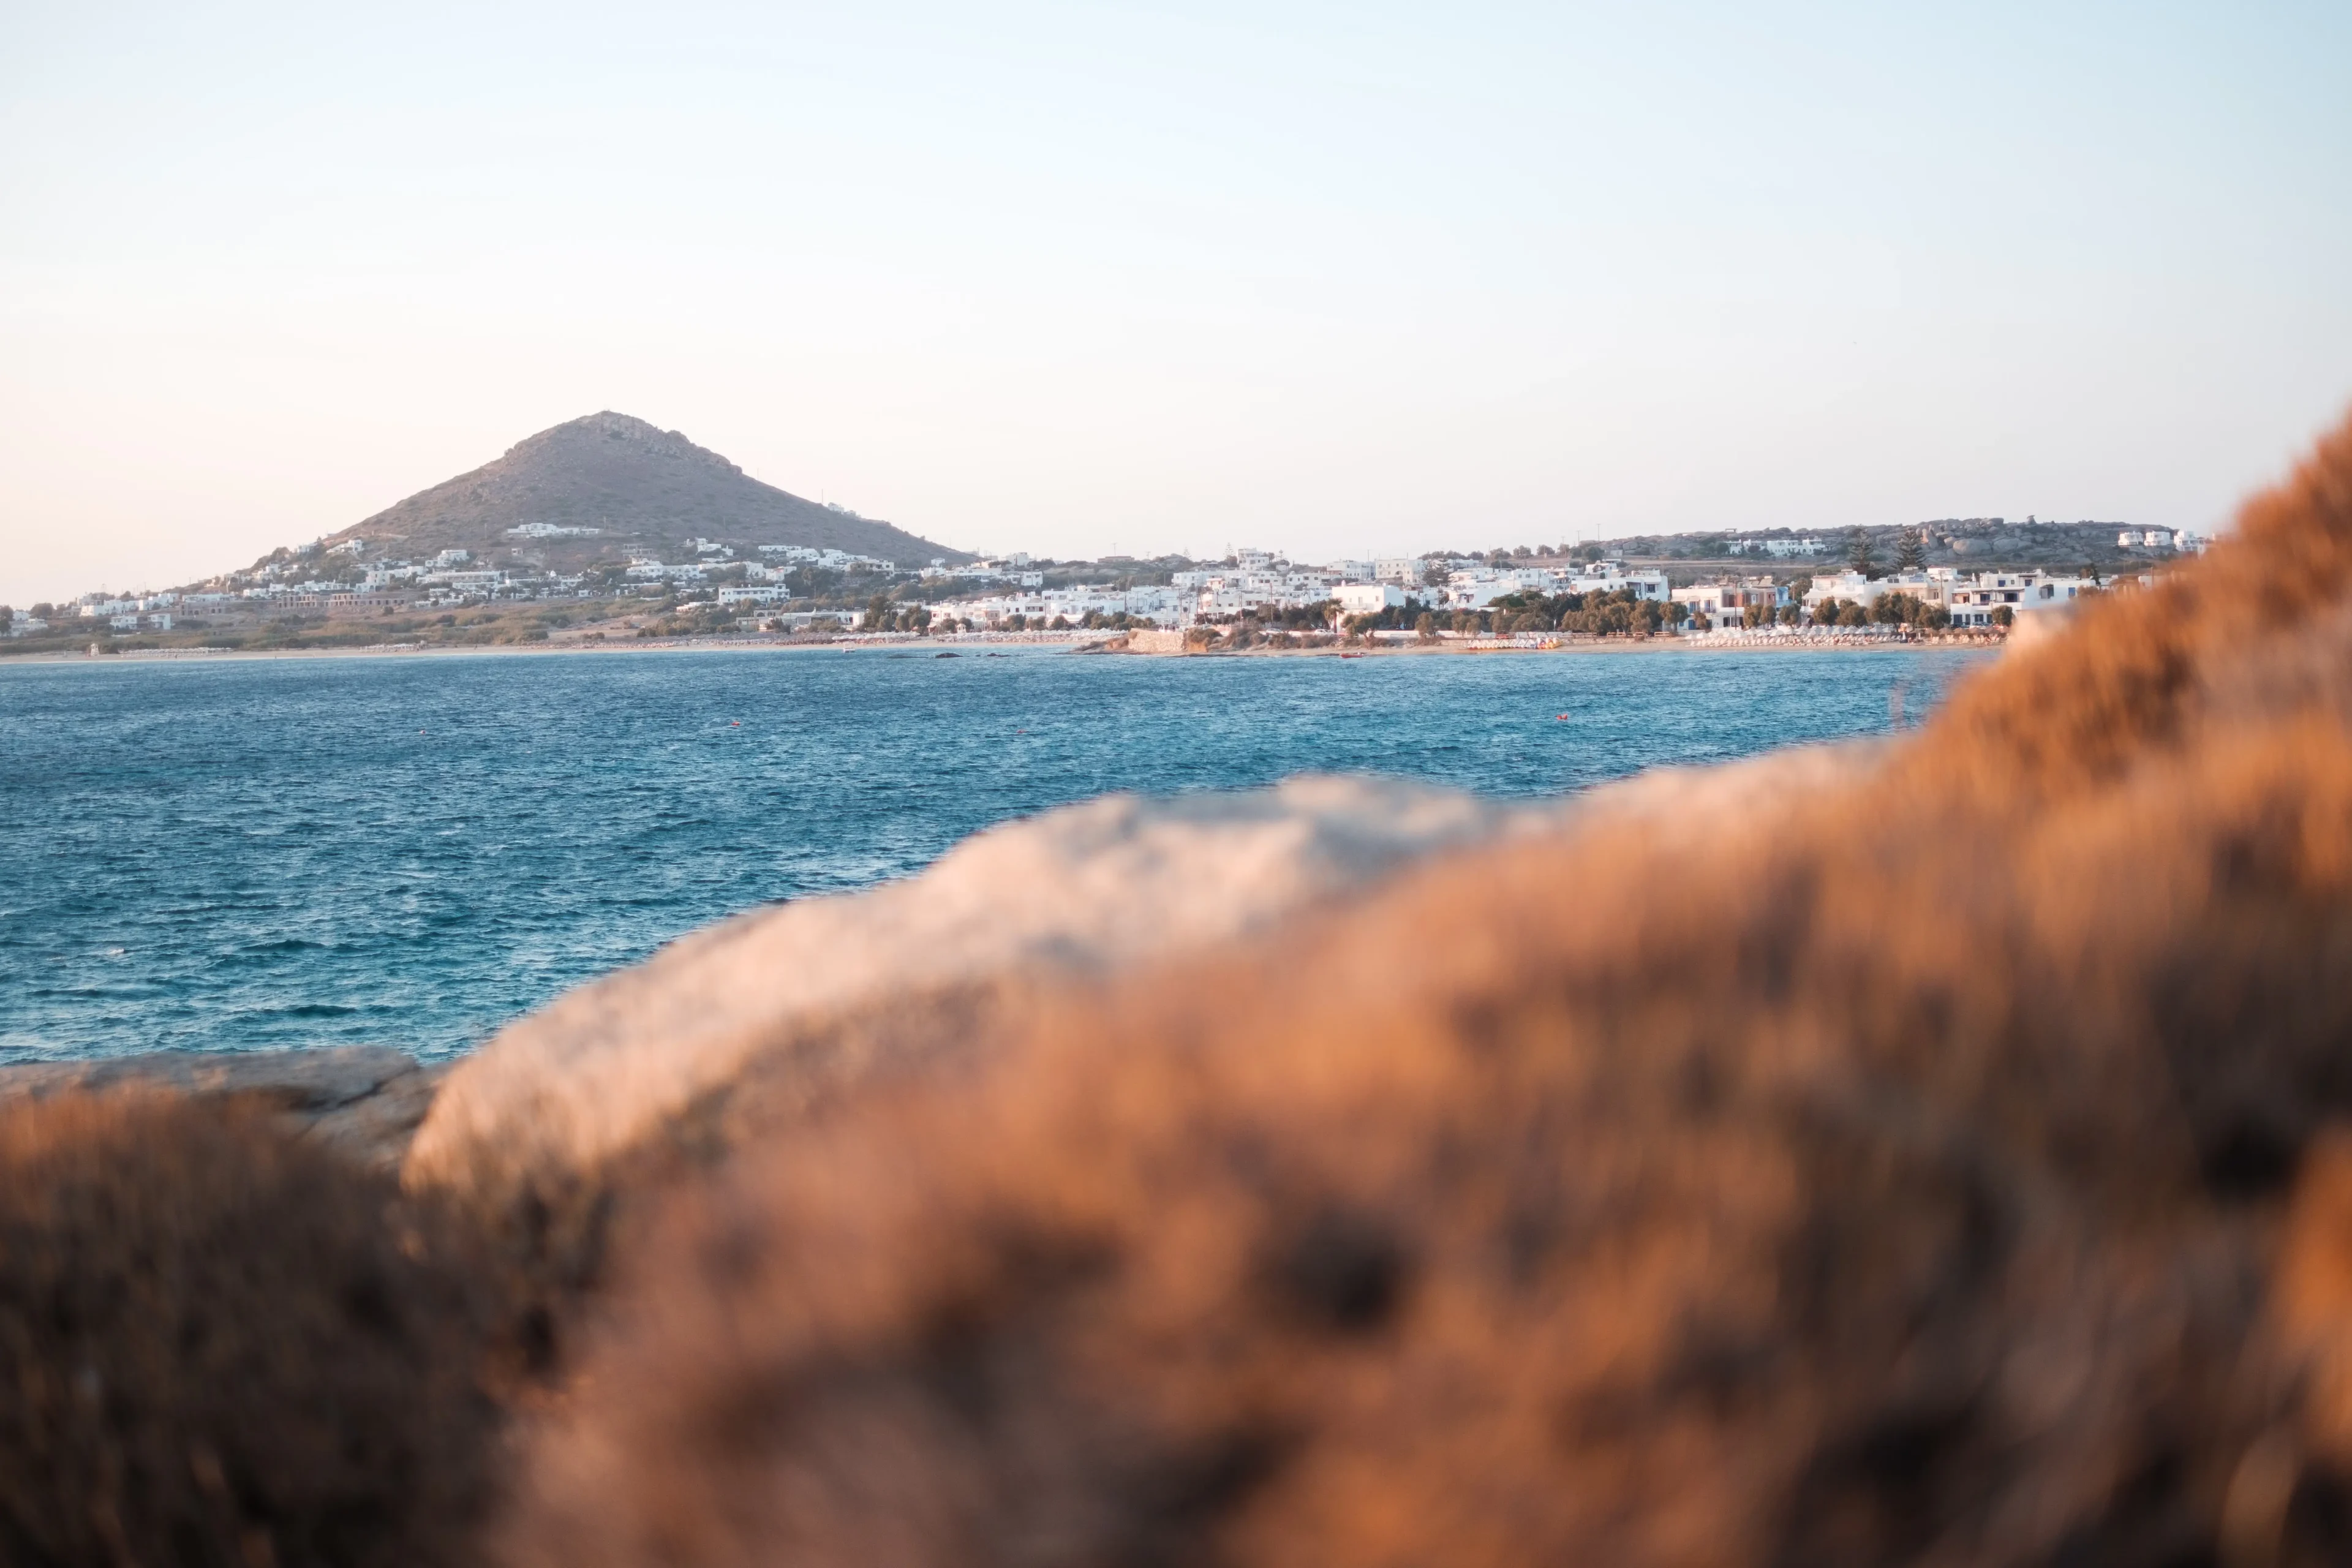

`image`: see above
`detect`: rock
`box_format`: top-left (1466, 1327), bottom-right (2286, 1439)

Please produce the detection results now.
top-left (0, 1046), bottom-right (444, 1174)
top-left (405, 747), bottom-right (1887, 1219)
top-left (404, 775), bottom-right (1523, 1205)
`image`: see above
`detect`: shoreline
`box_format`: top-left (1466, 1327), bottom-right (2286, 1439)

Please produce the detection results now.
top-left (1, 627), bottom-right (2000, 668)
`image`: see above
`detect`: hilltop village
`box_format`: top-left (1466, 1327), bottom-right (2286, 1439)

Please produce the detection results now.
top-left (2, 521), bottom-right (2208, 657)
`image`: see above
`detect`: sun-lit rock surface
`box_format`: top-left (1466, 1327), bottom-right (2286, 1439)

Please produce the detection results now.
top-left (404, 745), bottom-right (1888, 1215)
top-left (0, 1045), bottom-right (442, 1174)
top-left (404, 775), bottom-right (1520, 1198)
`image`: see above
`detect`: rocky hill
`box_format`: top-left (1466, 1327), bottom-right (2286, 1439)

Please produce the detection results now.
top-left (324, 412), bottom-right (969, 568)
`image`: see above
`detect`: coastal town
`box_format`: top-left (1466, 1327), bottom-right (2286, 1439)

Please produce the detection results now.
top-left (1, 520), bottom-right (2210, 657)
top-left (0, 412), bottom-right (2214, 657)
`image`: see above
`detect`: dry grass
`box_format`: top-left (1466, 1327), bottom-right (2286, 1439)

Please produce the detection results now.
top-left (499, 409), bottom-right (2352, 1566)
top-left (0, 1091), bottom-right (500, 1568)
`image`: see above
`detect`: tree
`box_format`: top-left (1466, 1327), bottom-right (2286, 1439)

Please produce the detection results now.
top-left (1415, 611), bottom-right (1438, 641)
top-left (1846, 529), bottom-right (1879, 578)
top-left (865, 594), bottom-right (891, 630)
top-left (1991, 605), bottom-right (2014, 628)
top-left (1894, 529), bottom-right (1926, 574)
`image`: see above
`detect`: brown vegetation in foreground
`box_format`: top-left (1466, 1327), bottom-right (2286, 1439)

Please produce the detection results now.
top-left (0, 1093), bottom-right (497, 1567)
top-left (499, 412), bottom-right (2352, 1566)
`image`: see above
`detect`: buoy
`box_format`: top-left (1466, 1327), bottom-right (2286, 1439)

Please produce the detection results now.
top-left (1556, 714), bottom-right (1569, 721)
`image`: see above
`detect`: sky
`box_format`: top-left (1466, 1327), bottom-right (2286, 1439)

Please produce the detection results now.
top-left (2, 0), bottom-right (2348, 604)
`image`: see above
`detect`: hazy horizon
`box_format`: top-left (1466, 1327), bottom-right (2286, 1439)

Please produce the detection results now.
top-left (4, 0), bottom-right (2349, 607)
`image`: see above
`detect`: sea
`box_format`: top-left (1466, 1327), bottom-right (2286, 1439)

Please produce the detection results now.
top-left (0, 644), bottom-right (1988, 1066)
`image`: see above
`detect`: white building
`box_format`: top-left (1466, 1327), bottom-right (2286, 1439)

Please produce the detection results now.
top-left (1332, 583), bottom-right (1408, 615)
top-left (929, 583), bottom-right (1186, 628)
top-left (2116, 530), bottom-right (2143, 548)
top-left (1672, 579), bottom-right (1788, 628)
top-left (624, 560), bottom-right (706, 582)
top-left (1803, 570), bottom-right (1946, 614)
top-left (1441, 569), bottom-right (1527, 608)
top-left (1945, 571), bottom-right (2097, 628)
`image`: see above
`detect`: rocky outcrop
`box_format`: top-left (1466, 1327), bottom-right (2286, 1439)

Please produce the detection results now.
top-left (0, 1046), bottom-right (443, 1174)
top-left (402, 746), bottom-right (1885, 1319)
top-left (404, 776), bottom-right (1524, 1207)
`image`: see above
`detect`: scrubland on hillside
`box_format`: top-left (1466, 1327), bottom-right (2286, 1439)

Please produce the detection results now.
top-left (5, 407), bottom-right (2352, 1566)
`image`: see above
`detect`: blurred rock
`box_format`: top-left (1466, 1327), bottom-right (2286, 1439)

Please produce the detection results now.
top-left (404, 775), bottom-right (1523, 1205)
top-left (0, 1046), bottom-right (443, 1174)
top-left (406, 745), bottom-right (1885, 1224)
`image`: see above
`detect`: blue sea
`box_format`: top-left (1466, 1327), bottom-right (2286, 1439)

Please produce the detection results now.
top-left (0, 645), bottom-right (1986, 1065)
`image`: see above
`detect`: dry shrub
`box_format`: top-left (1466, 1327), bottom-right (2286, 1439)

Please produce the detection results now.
top-left (0, 1091), bottom-right (499, 1568)
top-left (503, 410), bottom-right (2352, 1566)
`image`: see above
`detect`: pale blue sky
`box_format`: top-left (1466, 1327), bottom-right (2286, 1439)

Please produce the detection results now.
top-left (2, 0), bottom-right (2348, 601)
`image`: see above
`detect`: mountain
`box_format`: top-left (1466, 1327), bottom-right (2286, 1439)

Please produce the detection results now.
top-left (323, 413), bottom-right (969, 567)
